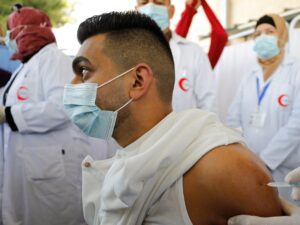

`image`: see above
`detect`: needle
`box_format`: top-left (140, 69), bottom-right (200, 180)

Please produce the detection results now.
top-left (267, 182), bottom-right (300, 188)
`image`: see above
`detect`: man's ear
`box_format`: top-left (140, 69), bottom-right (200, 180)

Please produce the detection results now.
top-left (129, 63), bottom-right (154, 100)
top-left (168, 5), bottom-right (175, 19)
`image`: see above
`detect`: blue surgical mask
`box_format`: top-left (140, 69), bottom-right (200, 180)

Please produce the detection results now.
top-left (63, 67), bottom-right (134, 139)
top-left (253, 34), bottom-right (280, 60)
top-left (138, 3), bottom-right (169, 31)
top-left (5, 31), bottom-right (18, 54)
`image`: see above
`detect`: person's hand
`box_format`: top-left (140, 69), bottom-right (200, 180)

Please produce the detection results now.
top-left (285, 167), bottom-right (300, 201)
top-left (186, 0), bottom-right (201, 10)
top-left (0, 106), bottom-right (6, 124)
top-left (228, 198), bottom-right (300, 225)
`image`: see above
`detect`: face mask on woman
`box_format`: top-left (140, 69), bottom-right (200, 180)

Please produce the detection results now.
top-left (5, 30), bottom-right (18, 54)
top-left (253, 34), bottom-right (280, 60)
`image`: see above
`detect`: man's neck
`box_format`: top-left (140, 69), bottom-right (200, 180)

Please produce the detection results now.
top-left (113, 107), bottom-right (172, 148)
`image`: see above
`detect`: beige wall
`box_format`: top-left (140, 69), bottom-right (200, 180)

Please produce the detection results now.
top-left (229, 0), bottom-right (300, 27)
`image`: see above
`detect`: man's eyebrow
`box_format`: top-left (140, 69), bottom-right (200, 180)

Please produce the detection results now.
top-left (72, 56), bottom-right (91, 71)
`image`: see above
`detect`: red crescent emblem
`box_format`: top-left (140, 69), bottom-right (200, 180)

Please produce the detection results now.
top-left (278, 94), bottom-right (289, 107)
top-left (178, 78), bottom-right (189, 92)
top-left (17, 86), bottom-right (29, 101)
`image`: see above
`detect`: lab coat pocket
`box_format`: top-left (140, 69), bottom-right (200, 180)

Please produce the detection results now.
top-left (23, 146), bottom-right (65, 181)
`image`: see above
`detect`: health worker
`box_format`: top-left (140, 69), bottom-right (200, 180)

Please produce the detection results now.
top-left (0, 5), bottom-right (108, 225)
top-left (136, 0), bottom-right (216, 112)
top-left (226, 14), bottom-right (300, 203)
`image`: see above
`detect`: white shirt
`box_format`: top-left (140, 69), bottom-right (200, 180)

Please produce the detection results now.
top-left (227, 56), bottom-right (300, 171)
top-left (143, 177), bottom-right (192, 225)
top-left (82, 109), bottom-right (244, 225)
top-left (170, 32), bottom-right (216, 112)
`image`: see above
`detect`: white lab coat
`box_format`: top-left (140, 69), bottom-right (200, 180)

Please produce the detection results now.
top-left (227, 55), bottom-right (300, 202)
top-left (0, 43), bottom-right (109, 225)
top-left (169, 32), bottom-right (216, 112)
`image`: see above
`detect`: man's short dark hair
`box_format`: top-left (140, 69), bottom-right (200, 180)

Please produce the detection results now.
top-left (77, 11), bottom-right (175, 103)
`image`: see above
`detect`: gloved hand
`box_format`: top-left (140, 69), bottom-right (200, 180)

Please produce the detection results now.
top-left (0, 106), bottom-right (6, 124)
top-left (186, 0), bottom-right (201, 10)
top-left (228, 198), bottom-right (300, 225)
top-left (285, 167), bottom-right (300, 201)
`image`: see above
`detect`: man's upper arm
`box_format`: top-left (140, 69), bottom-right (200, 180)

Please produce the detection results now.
top-left (183, 143), bottom-right (283, 225)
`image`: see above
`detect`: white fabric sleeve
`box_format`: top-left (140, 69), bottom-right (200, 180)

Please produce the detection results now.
top-left (11, 47), bottom-right (73, 133)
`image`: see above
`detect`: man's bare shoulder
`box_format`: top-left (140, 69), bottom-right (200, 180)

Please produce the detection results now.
top-left (183, 143), bottom-right (283, 225)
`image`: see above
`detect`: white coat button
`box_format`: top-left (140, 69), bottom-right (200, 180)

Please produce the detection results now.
top-left (84, 162), bottom-right (91, 168)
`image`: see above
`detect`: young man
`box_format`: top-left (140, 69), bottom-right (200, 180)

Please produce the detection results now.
top-left (64, 11), bottom-right (283, 225)
top-left (135, 0), bottom-right (216, 112)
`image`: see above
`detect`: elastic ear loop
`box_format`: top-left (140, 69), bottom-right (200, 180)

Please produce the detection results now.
top-left (97, 67), bottom-right (136, 89)
top-left (115, 99), bottom-right (133, 112)
top-left (95, 66), bottom-right (135, 112)
top-left (114, 67), bottom-right (135, 112)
